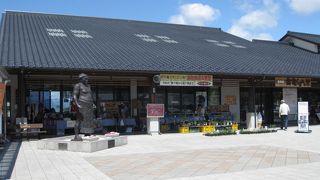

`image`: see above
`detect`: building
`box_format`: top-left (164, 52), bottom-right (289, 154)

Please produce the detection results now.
top-left (0, 11), bottom-right (320, 134)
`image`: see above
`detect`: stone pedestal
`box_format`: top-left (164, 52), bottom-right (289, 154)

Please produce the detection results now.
top-left (37, 135), bottom-right (127, 153)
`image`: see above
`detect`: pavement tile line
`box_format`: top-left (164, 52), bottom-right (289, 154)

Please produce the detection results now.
top-left (84, 145), bottom-right (320, 180)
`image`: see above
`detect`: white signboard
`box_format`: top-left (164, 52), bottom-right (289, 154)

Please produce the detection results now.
top-left (298, 101), bottom-right (309, 132)
top-left (283, 88), bottom-right (297, 114)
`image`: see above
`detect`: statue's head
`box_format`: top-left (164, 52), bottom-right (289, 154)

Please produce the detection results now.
top-left (79, 73), bottom-right (89, 84)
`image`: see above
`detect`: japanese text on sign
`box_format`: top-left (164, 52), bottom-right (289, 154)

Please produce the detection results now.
top-left (147, 104), bottom-right (165, 118)
top-left (275, 77), bottom-right (311, 88)
top-left (160, 74), bottom-right (213, 87)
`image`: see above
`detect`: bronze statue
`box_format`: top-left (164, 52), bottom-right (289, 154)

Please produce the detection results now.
top-left (72, 73), bottom-right (96, 141)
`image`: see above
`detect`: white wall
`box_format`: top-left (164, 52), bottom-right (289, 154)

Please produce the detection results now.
top-left (221, 80), bottom-right (240, 122)
top-left (292, 38), bottom-right (318, 53)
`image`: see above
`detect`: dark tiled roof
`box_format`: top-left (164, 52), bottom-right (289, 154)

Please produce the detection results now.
top-left (280, 31), bottom-right (320, 44)
top-left (0, 11), bottom-right (320, 77)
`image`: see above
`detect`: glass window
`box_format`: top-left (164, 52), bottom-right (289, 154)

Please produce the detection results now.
top-left (63, 91), bottom-right (72, 113)
top-left (182, 93), bottom-right (194, 113)
top-left (50, 91), bottom-right (60, 113)
top-left (196, 91), bottom-right (207, 108)
top-left (44, 85), bottom-right (60, 113)
top-left (43, 91), bottom-right (50, 111)
top-left (138, 87), bottom-right (151, 117)
top-left (167, 87), bottom-right (180, 113)
top-left (98, 88), bottom-right (113, 101)
top-left (26, 85), bottom-right (43, 122)
top-left (208, 87), bottom-right (220, 106)
top-left (115, 87), bottom-right (130, 101)
top-left (155, 87), bottom-right (165, 104)
top-left (26, 84), bottom-right (61, 122)
top-left (97, 86), bottom-right (114, 119)
top-left (240, 88), bottom-right (250, 122)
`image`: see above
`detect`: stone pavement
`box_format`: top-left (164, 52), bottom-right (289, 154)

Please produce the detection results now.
top-left (86, 145), bottom-right (320, 180)
top-left (6, 125), bottom-right (320, 179)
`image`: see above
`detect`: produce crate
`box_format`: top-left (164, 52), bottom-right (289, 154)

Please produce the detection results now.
top-left (160, 124), bottom-right (170, 132)
top-left (200, 125), bottom-right (215, 133)
top-left (189, 126), bottom-right (200, 133)
top-left (179, 126), bottom-right (189, 133)
top-left (231, 123), bottom-right (238, 131)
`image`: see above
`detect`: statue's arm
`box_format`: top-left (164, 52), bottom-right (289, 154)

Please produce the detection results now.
top-left (73, 83), bottom-right (81, 108)
top-left (89, 85), bottom-right (97, 109)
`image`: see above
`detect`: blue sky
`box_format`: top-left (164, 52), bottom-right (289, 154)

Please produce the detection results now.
top-left (1, 0), bottom-right (320, 41)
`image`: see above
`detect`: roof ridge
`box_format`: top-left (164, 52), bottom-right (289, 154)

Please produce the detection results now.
top-left (4, 10), bottom-right (223, 32)
top-left (252, 39), bottom-right (289, 45)
top-left (288, 31), bottom-right (320, 37)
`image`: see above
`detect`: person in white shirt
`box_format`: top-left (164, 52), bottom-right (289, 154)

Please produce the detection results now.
top-left (279, 100), bottom-right (290, 130)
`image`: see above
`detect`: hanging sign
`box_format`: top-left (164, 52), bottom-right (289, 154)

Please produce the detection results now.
top-left (275, 77), bottom-right (311, 88)
top-left (147, 104), bottom-right (165, 118)
top-left (160, 74), bottom-right (213, 87)
top-left (298, 101), bottom-right (309, 132)
top-left (224, 96), bottom-right (236, 105)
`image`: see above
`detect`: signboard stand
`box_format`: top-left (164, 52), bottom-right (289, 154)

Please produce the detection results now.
top-left (295, 101), bottom-right (312, 133)
top-left (147, 104), bottom-right (164, 135)
top-left (147, 118), bottom-right (160, 135)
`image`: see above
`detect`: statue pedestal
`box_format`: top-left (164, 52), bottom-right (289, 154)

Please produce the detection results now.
top-left (37, 135), bottom-right (127, 153)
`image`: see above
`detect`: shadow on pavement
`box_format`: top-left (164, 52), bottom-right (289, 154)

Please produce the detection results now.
top-left (0, 141), bottom-right (21, 179)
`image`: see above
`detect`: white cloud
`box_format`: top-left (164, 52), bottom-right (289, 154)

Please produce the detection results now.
top-left (168, 3), bottom-right (220, 26)
top-left (228, 0), bottom-right (279, 41)
top-left (286, 0), bottom-right (320, 15)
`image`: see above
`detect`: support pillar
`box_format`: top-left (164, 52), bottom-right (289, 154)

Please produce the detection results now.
top-left (17, 70), bottom-right (25, 118)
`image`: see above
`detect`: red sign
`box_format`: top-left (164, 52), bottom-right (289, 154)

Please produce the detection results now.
top-left (147, 104), bottom-right (165, 118)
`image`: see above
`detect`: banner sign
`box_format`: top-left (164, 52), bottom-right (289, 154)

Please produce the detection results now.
top-left (298, 101), bottom-right (309, 132)
top-left (160, 74), bottom-right (213, 87)
top-left (147, 104), bottom-right (164, 118)
top-left (0, 83), bottom-right (5, 113)
top-left (275, 77), bottom-right (311, 88)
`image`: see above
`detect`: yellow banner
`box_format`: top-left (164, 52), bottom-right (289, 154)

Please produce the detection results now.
top-left (160, 74), bottom-right (213, 87)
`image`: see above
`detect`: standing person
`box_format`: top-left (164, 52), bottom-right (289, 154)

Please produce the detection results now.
top-left (196, 104), bottom-right (205, 117)
top-left (279, 100), bottom-right (290, 130)
top-left (72, 73), bottom-right (96, 141)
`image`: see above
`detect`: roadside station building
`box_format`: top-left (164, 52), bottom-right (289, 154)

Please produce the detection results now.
top-left (0, 11), bottom-right (320, 134)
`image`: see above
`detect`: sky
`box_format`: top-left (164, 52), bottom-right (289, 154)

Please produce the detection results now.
top-left (0, 0), bottom-right (320, 41)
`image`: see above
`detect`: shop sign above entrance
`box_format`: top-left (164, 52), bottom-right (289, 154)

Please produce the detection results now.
top-left (159, 74), bottom-right (213, 87)
top-left (147, 104), bottom-right (165, 118)
top-left (275, 77), bottom-right (311, 88)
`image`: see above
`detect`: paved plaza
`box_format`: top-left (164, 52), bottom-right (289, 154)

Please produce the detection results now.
top-left (3, 125), bottom-right (320, 179)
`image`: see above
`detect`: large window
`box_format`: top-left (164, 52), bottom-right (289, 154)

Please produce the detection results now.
top-left (155, 86), bottom-right (215, 114)
top-left (167, 87), bottom-right (180, 113)
top-left (155, 87), bottom-right (165, 104)
top-left (138, 87), bottom-right (151, 117)
top-left (98, 88), bottom-right (113, 101)
top-left (182, 92), bottom-right (194, 113)
top-left (115, 87), bottom-right (130, 101)
top-left (26, 84), bottom-right (60, 122)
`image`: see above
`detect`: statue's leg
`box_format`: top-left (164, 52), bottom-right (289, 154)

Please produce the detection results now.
top-left (73, 120), bottom-right (82, 141)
